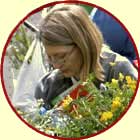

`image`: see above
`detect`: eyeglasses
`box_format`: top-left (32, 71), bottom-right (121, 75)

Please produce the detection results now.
top-left (47, 46), bottom-right (75, 65)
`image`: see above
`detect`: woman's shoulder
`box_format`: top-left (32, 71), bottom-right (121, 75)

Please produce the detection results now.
top-left (100, 44), bottom-right (138, 81)
top-left (101, 44), bottom-right (134, 64)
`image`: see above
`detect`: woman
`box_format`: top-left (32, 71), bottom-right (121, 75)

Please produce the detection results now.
top-left (35, 4), bottom-right (137, 109)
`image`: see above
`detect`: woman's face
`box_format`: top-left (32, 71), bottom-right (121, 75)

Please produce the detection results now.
top-left (45, 45), bottom-right (83, 78)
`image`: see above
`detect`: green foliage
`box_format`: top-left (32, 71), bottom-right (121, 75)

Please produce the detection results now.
top-left (18, 73), bottom-right (136, 138)
top-left (7, 25), bottom-right (33, 69)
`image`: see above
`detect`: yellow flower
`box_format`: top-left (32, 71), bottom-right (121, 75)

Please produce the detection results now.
top-left (114, 97), bottom-right (121, 101)
top-left (119, 73), bottom-right (124, 81)
top-left (112, 100), bottom-right (121, 110)
top-left (62, 95), bottom-right (73, 109)
top-left (62, 101), bottom-right (69, 108)
top-left (131, 80), bottom-right (136, 85)
top-left (111, 79), bottom-right (118, 84)
top-left (125, 76), bottom-right (132, 84)
top-left (111, 97), bottom-right (121, 112)
top-left (100, 111), bottom-right (113, 122)
top-left (125, 76), bottom-right (136, 91)
top-left (111, 79), bottom-right (119, 88)
top-left (66, 95), bottom-right (73, 102)
top-left (129, 84), bottom-right (136, 91)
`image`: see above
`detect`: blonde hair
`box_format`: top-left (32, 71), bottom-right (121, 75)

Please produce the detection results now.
top-left (39, 4), bottom-right (104, 81)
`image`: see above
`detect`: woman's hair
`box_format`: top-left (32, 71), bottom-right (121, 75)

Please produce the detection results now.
top-left (39, 4), bottom-right (105, 81)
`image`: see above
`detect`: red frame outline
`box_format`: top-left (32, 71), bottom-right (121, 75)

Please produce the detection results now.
top-left (0, 0), bottom-right (140, 139)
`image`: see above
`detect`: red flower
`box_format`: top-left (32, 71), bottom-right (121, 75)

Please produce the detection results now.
top-left (69, 84), bottom-right (89, 99)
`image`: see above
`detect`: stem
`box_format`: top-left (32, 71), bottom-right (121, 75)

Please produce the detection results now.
top-left (73, 105), bottom-right (79, 116)
top-left (81, 100), bottom-right (106, 128)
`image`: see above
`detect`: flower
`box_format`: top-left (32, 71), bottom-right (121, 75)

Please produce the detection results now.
top-left (111, 79), bottom-right (118, 84)
top-left (114, 97), bottom-right (121, 101)
top-left (125, 76), bottom-right (136, 91)
top-left (119, 72), bottom-right (124, 81)
top-left (129, 84), bottom-right (136, 91)
top-left (61, 95), bottom-right (73, 109)
top-left (111, 97), bottom-right (121, 111)
top-left (111, 79), bottom-right (119, 88)
top-left (125, 76), bottom-right (132, 84)
top-left (100, 111), bottom-right (113, 122)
